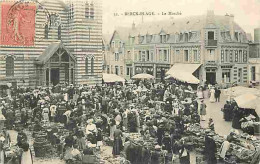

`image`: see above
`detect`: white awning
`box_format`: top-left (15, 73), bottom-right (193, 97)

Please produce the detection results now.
top-left (102, 73), bottom-right (125, 83)
top-left (166, 64), bottom-right (201, 84)
top-left (234, 93), bottom-right (258, 109)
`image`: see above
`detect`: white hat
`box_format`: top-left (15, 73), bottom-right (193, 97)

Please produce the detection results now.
top-left (155, 145), bottom-right (161, 150)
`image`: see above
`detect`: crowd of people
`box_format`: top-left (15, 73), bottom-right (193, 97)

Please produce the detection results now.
top-left (0, 79), bottom-right (258, 164)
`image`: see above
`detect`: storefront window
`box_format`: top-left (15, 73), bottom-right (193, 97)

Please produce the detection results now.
top-left (222, 69), bottom-right (231, 83)
top-left (184, 50), bottom-right (189, 61)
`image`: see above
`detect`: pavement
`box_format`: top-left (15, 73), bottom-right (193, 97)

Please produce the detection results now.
top-left (200, 90), bottom-right (233, 136)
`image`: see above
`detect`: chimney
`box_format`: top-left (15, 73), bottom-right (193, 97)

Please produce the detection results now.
top-left (132, 22), bottom-right (135, 30)
top-left (229, 14), bottom-right (234, 41)
top-left (254, 28), bottom-right (260, 43)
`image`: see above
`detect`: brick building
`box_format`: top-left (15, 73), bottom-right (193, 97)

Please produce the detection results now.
top-left (0, 0), bottom-right (102, 87)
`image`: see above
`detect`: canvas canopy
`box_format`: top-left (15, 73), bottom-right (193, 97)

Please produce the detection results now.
top-left (224, 86), bottom-right (260, 97)
top-left (165, 64), bottom-right (201, 84)
top-left (132, 73), bottom-right (155, 79)
top-left (102, 73), bottom-right (125, 83)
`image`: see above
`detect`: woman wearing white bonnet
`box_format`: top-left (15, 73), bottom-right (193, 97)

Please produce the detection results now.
top-left (219, 135), bottom-right (230, 161)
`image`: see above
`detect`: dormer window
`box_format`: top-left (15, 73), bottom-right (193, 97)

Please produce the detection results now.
top-left (179, 33), bottom-right (183, 41)
top-left (112, 41), bottom-right (115, 48)
top-left (138, 36), bottom-right (144, 44)
top-left (160, 34), bottom-right (167, 43)
top-left (184, 33), bottom-right (188, 42)
top-left (146, 35), bottom-right (152, 43)
top-left (166, 34), bottom-right (170, 41)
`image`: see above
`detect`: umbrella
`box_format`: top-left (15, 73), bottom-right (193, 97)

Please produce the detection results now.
top-left (224, 86), bottom-right (260, 97)
top-left (132, 73), bottom-right (154, 79)
top-left (234, 93), bottom-right (259, 109)
top-left (102, 73), bottom-right (125, 83)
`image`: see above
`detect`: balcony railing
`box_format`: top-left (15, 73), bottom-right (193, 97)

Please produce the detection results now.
top-left (206, 39), bottom-right (217, 47)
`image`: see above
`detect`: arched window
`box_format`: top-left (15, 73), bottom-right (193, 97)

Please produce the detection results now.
top-left (85, 58), bottom-right (88, 74)
top-left (90, 2), bottom-right (94, 19)
top-left (61, 53), bottom-right (69, 62)
top-left (69, 3), bottom-right (74, 20)
top-left (50, 54), bottom-right (59, 62)
top-left (44, 24), bottom-right (48, 39)
top-left (91, 57), bottom-right (94, 74)
top-left (58, 25), bottom-right (61, 40)
top-left (6, 56), bottom-right (14, 77)
top-left (85, 2), bottom-right (89, 19)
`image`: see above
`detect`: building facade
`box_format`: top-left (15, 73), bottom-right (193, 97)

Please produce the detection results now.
top-left (0, 0), bottom-right (102, 87)
top-left (248, 28), bottom-right (260, 82)
top-left (104, 11), bottom-right (250, 86)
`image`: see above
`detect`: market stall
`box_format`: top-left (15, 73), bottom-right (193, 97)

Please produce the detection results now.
top-left (102, 73), bottom-right (125, 83)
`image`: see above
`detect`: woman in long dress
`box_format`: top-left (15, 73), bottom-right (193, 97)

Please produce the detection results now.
top-left (209, 88), bottom-right (216, 103)
top-left (21, 143), bottom-right (33, 164)
top-left (112, 127), bottom-right (123, 157)
top-left (200, 100), bottom-right (207, 121)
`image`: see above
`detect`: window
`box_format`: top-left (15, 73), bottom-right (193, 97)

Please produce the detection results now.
top-left (150, 51), bottom-right (154, 61)
top-left (208, 31), bottom-right (214, 40)
top-left (180, 33), bottom-right (183, 41)
top-left (120, 66), bottom-right (123, 75)
top-left (235, 32), bottom-right (239, 41)
top-left (50, 54), bottom-right (59, 62)
top-left (44, 24), bottom-right (48, 39)
top-left (239, 50), bottom-right (242, 63)
top-left (251, 66), bottom-right (256, 81)
top-left (115, 66), bottom-right (119, 75)
top-left (85, 2), bottom-right (90, 18)
top-left (142, 51), bottom-right (146, 62)
top-left (193, 50), bottom-right (198, 62)
top-left (160, 35), bottom-right (166, 43)
top-left (225, 50), bottom-right (229, 63)
top-left (138, 51), bottom-right (142, 61)
top-left (164, 50), bottom-right (168, 61)
top-left (69, 3), bottom-right (74, 19)
top-left (208, 49), bottom-right (215, 55)
top-left (85, 58), bottom-right (89, 74)
top-left (58, 25), bottom-right (61, 40)
top-left (146, 51), bottom-right (150, 61)
top-left (159, 50), bottom-right (162, 61)
top-left (138, 36), bottom-right (144, 44)
top-left (91, 57), bottom-right (94, 74)
top-left (127, 67), bottom-right (130, 75)
top-left (184, 33), bottom-right (188, 42)
top-left (90, 2), bottom-right (94, 19)
top-left (107, 65), bottom-right (110, 73)
top-left (222, 70), bottom-right (231, 83)
top-left (115, 53), bottom-right (119, 61)
top-left (184, 50), bottom-right (189, 62)
top-left (61, 53), bottom-right (69, 62)
top-left (112, 41), bottom-right (115, 48)
top-left (6, 56), bottom-right (14, 77)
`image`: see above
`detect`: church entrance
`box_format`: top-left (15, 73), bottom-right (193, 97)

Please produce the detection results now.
top-left (51, 68), bottom-right (60, 86)
top-left (35, 42), bottom-right (76, 86)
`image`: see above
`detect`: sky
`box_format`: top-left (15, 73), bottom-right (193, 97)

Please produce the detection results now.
top-left (102, 0), bottom-right (260, 39)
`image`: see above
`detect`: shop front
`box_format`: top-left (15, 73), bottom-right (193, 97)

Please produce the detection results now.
top-left (205, 62), bottom-right (218, 85)
top-left (134, 64), bottom-right (154, 76)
